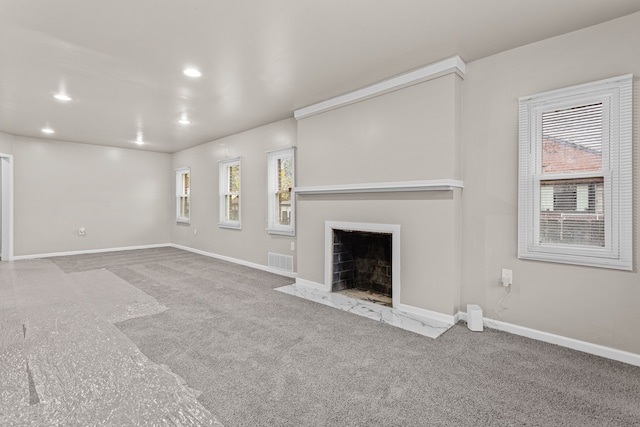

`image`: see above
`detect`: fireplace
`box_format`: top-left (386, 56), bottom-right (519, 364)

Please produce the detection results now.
top-left (325, 221), bottom-right (401, 308)
top-left (332, 229), bottom-right (392, 305)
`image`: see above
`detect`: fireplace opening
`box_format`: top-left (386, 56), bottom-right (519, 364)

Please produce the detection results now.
top-left (332, 229), bottom-right (392, 306)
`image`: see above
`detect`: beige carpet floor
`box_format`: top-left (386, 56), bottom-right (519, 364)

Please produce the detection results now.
top-left (51, 247), bottom-right (640, 426)
top-left (3, 247), bottom-right (638, 426)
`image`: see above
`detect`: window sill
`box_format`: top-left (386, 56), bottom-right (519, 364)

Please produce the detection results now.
top-left (267, 229), bottom-right (295, 237)
top-left (176, 218), bottom-right (190, 225)
top-left (518, 251), bottom-right (632, 271)
top-left (219, 223), bottom-right (241, 230)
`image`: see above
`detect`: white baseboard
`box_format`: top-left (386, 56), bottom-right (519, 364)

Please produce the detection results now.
top-left (12, 242), bottom-right (297, 280)
top-left (11, 243), bottom-right (173, 260)
top-left (457, 311), bottom-right (640, 367)
top-left (170, 244), bottom-right (297, 279)
top-left (398, 304), bottom-right (456, 326)
top-left (294, 278), bottom-right (329, 291)
top-left (453, 311), bottom-right (462, 323)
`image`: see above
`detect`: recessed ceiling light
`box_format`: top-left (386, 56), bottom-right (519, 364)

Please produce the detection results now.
top-left (134, 132), bottom-right (145, 145)
top-left (41, 127), bottom-right (55, 134)
top-left (178, 117), bottom-right (191, 125)
top-left (53, 93), bottom-right (73, 102)
top-left (183, 68), bottom-right (202, 78)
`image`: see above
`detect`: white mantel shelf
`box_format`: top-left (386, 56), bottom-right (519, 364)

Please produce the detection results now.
top-left (294, 179), bottom-right (463, 195)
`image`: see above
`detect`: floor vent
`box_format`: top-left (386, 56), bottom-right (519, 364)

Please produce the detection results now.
top-left (268, 252), bottom-right (294, 272)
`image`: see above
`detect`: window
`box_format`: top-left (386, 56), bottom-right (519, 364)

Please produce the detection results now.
top-left (518, 75), bottom-right (632, 270)
top-left (175, 167), bottom-right (190, 223)
top-left (267, 147), bottom-right (295, 235)
top-left (219, 158), bottom-right (241, 229)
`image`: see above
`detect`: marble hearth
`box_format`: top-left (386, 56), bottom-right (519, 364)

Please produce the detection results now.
top-left (274, 283), bottom-right (452, 339)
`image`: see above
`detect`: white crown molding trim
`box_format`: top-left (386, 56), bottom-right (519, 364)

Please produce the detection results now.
top-left (295, 179), bottom-right (463, 195)
top-left (398, 304), bottom-right (456, 326)
top-left (294, 55), bottom-right (466, 120)
top-left (457, 311), bottom-right (640, 367)
top-left (171, 244), bottom-right (297, 279)
top-left (12, 243), bottom-right (173, 260)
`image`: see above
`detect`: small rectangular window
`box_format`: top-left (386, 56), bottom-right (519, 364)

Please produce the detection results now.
top-left (219, 158), bottom-right (241, 229)
top-left (267, 147), bottom-right (295, 235)
top-left (175, 167), bottom-right (190, 223)
top-left (518, 75), bottom-right (632, 270)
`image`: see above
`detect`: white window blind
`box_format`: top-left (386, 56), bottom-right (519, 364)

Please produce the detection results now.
top-left (267, 147), bottom-right (295, 236)
top-left (538, 102), bottom-right (605, 247)
top-left (518, 75), bottom-right (632, 270)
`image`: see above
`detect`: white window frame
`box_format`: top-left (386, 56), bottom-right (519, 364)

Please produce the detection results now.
top-left (267, 147), bottom-right (295, 236)
top-left (175, 166), bottom-right (191, 224)
top-left (518, 75), bottom-right (632, 270)
top-left (219, 157), bottom-right (241, 229)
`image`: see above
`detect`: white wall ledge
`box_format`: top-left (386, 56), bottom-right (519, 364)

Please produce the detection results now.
top-left (294, 179), bottom-right (463, 195)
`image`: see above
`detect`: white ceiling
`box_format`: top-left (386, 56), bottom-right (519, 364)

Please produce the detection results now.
top-left (1, 0), bottom-right (639, 153)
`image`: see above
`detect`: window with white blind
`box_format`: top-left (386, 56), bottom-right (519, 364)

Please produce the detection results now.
top-left (175, 167), bottom-right (191, 224)
top-left (518, 75), bottom-right (632, 270)
top-left (219, 158), bottom-right (241, 229)
top-left (267, 147), bottom-right (295, 235)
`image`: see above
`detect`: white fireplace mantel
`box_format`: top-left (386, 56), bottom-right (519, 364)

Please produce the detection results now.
top-left (294, 179), bottom-right (463, 195)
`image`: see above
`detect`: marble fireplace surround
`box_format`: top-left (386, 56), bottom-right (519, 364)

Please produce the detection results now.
top-left (324, 221), bottom-right (401, 308)
top-left (276, 220), bottom-right (454, 338)
top-left (278, 219), bottom-right (453, 338)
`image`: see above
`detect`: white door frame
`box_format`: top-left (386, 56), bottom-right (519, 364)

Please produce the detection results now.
top-left (0, 153), bottom-right (14, 261)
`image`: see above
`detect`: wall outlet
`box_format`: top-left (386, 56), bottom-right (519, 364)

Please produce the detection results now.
top-left (501, 268), bottom-right (512, 287)
top-left (290, 242), bottom-right (295, 251)
top-left (194, 228), bottom-right (197, 236)
top-left (78, 227), bottom-right (86, 237)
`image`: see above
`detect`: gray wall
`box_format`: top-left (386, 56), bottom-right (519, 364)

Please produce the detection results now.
top-left (461, 12), bottom-right (640, 354)
top-left (298, 73), bottom-right (462, 186)
top-left (170, 118), bottom-right (297, 268)
top-left (296, 74), bottom-right (463, 315)
top-left (0, 131), bottom-right (14, 154)
top-left (2, 12), bottom-right (639, 357)
top-left (13, 136), bottom-right (172, 256)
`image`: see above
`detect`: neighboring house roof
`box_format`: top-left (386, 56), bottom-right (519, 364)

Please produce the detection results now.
top-left (541, 137), bottom-right (601, 174)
